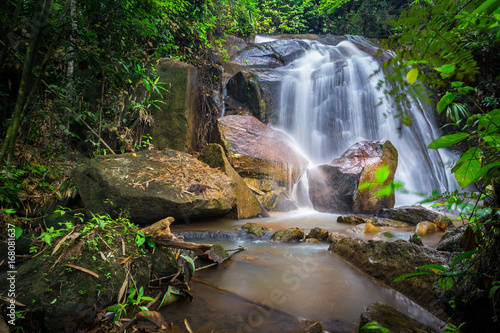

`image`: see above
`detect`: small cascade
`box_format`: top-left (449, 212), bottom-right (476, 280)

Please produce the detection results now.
top-left (276, 37), bottom-right (457, 204)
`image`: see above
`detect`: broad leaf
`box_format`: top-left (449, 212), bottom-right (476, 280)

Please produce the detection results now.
top-left (428, 132), bottom-right (469, 149)
top-left (393, 271), bottom-right (432, 282)
top-left (406, 68), bottom-right (419, 85)
top-left (437, 93), bottom-right (457, 113)
top-left (438, 277), bottom-right (455, 291)
top-left (180, 254), bottom-right (195, 282)
top-left (417, 264), bottom-right (448, 272)
top-left (438, 64), bottom-right (456, 74)
top-left (451, 147), bottom-right (482, 188)
top-left (375, 165), bottom-right (390, 182)
top-left (451, 250), bottom-right (479, 270)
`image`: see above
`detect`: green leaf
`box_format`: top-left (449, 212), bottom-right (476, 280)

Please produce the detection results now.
top-left (180, 254), bottom-right (196, 282)
top-left (438, 277), bottom-right (455, 291)
top-left (472, 0), bottom-right (500, 15)
top-left (451, 250), bottom-right (479, 270)
top-left (375, 165), bottom-right (390, 183)
top-left (451, 81), bottom-right (464, 87)
top-left (417, 264), bottom-right (448, 272)
top-left (374, 186), bottom-right (393, 197)
top-left (490, 285), bottom-right (500, 298)
top-left (393, 271), bottom-right (433, 282)
top-left (437, 93), bottom-right (457, 113)
top-left (439, 64), bottom-right (456, 74)
top-left (406, 68), bottom-right (419, 85)
top-left (14, 226), bottom-right (23, 240)
top-left (428, 132), bottom-right (469, 149)
top-left (452, 147), bottom-right (482, 188)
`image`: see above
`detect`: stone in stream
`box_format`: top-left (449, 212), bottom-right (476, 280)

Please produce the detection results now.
top-left (306, 227), bottom-right (329, 241)
top-left (377, 205), bottom-right (453, 227)
top-left (337, 214), bottom-right (377, 225)
top-left (71, 149), bottom-right (236, 225)
top-left (271, 227), bottom-right (306, 242)
top-left (214, 115), bottom-right (309, 185)
top-left (200, 143), bottom-right (266, 219)
top-left (415, 221), bottom-right (439, 236)
top-left (242, 222), bottom-right (270, 238)
top-left (359, 302), bottom-right (441, 333)
top-left (328, 237), bottom-right (450, 319)
top-left (347, 222), bottom-right (381, 234)
top-left (307, 140), bottom-right (398, 214)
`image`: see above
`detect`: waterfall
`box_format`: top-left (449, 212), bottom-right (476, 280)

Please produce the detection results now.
top-left (275, 37), bottom-right (457, 205)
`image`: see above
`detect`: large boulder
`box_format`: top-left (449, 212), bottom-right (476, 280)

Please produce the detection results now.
top-left (328, 237), bottom-right (450, 319)
top-left (307, 140), bottom-right (398, 214)
top-left (214, 115), bottom-right (309, 185)
top-left (199, 144), bottom-right (265, 219)
top-left (149, 58), bottom-right (200, 152)
top-left (221, 39), bottom-right (310, 75)
top-left (71, 149), bottom-right (236, 225)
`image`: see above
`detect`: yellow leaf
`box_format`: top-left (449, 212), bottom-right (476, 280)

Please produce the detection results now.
top-left (133, 153), bottom-right (137, 157)
top-left (406, 68), bottom-right (419, 85)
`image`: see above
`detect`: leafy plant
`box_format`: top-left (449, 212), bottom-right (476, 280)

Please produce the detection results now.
top-left (393, 250), bottom-right (479, 291)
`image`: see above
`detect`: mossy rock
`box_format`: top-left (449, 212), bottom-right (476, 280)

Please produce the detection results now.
top-left (306, 227), bottom-right (329, 241)
top-left (242, 222), bottom-right (270, 238)
top-left (0, 218), bottom-right (178, 333)
top-left (272, 228), bottom-right (305, 242)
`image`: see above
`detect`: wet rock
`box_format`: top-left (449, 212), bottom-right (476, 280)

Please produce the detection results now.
top-left (244, 178), bottom-right (280, 193)
top-left (261, 188), bottom-right (299, 212)
top-left (415, 221), bottom-right (439, 236)
top-left (327, 232), bottom-right (349, 243)
top-left (378, 205), bottom-right (453, 227)
top-left (374, 231), bottom-right (423, 246)
top-left (328, 237), bottom-right (449, 319)
top-left (272, 227), bottom-right (306, 242)
top-left (359, 302), bottom-right (441, 333)
top-left (174, 230), bottom-right (238, 240)
top-left (215, 115), bottom-right (309, 185)
top-left (337, 215), bottom-right (377, 225)
top-left (373, 218), bottom-right (409, 228)
top-left (307, 227), bottom-right (329, 241)
top-left (348, 223), bottom-right (381, 234)
top-left (149, 58), bottom-right (200, 152)
top-left (307, 140), bottom-right (398, 214)
top-left (71, 149), bottom-right (236, 225)
top-left (0, 223), bottom-right (178, 333)
top-left (436, 224), bottom-right (467, 252)
top-left (200, 144), bottom-right (265, 219)
top-left (242, 223), bottom-right (270, 238)
top-left (221, 39), bottom-right (310, 75)
top-left (210, 34), bottom-right (248, 64)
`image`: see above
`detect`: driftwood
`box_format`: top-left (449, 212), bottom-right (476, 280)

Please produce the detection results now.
top-left (138, 217), bottom-right (214, 257)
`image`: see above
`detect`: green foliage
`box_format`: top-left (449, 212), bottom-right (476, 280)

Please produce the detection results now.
top-left (360, 321), bottom-right (389, 333)
top-left (393, 250), bottom-right (479, 292)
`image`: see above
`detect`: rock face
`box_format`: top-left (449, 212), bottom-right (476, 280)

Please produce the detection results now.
top-left (200, 144), bottom-right (265, 219)
top-left (307, 140), bottom-right (398, 214)
top-left (378, 205), bottom-right (452, 226)
top-left (329, 237), bottom-right (450, 319)
top-left (149, 58), bottom-right (199, 152)
top-left (72, 149), bottom-right (236, 225)
top-left (359, 302), bottom-right (441, 333)
top-left (215, 115), bottom-right (309, 185)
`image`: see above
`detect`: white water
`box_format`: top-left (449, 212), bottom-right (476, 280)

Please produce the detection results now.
top-left (276, 37), bottom-right (457, 205)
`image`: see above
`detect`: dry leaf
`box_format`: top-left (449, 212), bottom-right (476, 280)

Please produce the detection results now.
top-left (52, 229), bottom-right (76, 255)
top-left (66, 264), bottom-right (99, 278)
top-left (117, 270), bottom-right (129, 304)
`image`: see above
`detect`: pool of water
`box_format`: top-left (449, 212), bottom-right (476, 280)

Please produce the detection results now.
top-left (164, 209), bottom-right (444, 332)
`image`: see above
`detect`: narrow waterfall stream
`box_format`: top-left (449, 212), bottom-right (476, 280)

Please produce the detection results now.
top-left (162, 36), bottom-right (450, 332)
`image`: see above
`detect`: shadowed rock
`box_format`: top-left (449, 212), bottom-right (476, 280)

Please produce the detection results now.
top-left (307, 140), bottom-right (398, 214)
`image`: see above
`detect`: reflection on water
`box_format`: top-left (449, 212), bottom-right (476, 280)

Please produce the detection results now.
top-left (165, 211), bottom-right (444, 332)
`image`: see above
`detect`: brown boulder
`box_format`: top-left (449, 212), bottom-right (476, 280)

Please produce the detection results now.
top-left (415, 221), bottom-right (439, 236)
top-left (199, 144), bottom-right (266, 219)
top-left (378, 205), bottom-right (453, 227)
top-left (71, 149), bottom-right (236, 225)
top-left (307, 140), bottom-right (398, 214)
top-left (215, 115), bottom-right (309, 185)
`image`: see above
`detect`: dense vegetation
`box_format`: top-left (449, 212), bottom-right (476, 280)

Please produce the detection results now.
top-left (1, 0), bottom-right (500, 332)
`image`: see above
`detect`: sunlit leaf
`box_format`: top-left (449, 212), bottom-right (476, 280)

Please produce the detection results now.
top-left (393, 271), bottom-right (432, 282)
top-left (451, 250), bottom-right (479, 270)
top-left (375, 165), bottom-right (390, 182)
top-left (406, 68), bottom-right (419, 85)
top-left (428, 132), bottom-right (469, 149)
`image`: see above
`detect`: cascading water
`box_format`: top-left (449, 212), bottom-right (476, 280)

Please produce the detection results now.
top-left (275, 36), bottom-right (457, 205)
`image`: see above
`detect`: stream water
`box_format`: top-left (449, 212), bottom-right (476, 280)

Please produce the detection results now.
top-left (164, 211), bottom-right (445, 332)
